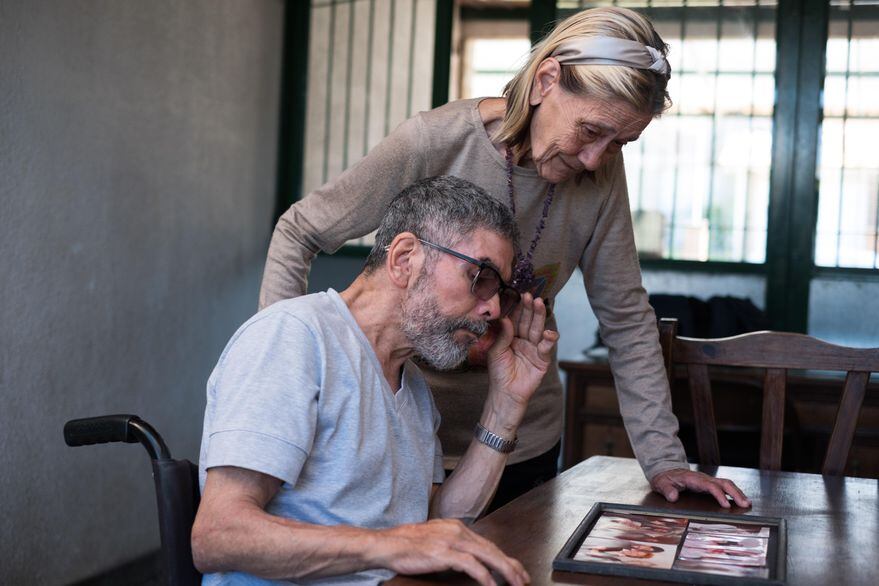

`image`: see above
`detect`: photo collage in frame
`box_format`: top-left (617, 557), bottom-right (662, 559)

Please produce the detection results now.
top-left (554, 503), bottom-right (786, 585)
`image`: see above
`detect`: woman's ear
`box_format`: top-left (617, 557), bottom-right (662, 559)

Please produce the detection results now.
top-left (529, 58), bottom-right (561, 106)
top-left (385, 232), bottom-right (420, 290)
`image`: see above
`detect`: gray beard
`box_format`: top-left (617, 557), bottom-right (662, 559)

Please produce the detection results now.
top-left (401, 275), bottom-right (488, 371)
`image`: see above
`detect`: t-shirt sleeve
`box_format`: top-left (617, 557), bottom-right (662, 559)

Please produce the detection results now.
top-left (203, 311), bottom-right (322, 487)
top-left (258, 114), bottom-right (430, 309)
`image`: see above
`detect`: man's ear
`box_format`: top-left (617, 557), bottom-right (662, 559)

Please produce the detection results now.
top-left (385, 232), bottom-right (420, 290)
top-left (529, 57), bottom-right (561, 106)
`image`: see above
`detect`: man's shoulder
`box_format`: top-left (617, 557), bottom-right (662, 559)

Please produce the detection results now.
top-left (229, 291), bottom-right (345, 348)
top-left (260, 291), bottom-right (335, 320)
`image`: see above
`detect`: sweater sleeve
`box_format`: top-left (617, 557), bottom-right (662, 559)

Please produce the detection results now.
top-left (578, 155), bottom-right (689, 480)
top-left (258, 115), bottom-right (429, 309)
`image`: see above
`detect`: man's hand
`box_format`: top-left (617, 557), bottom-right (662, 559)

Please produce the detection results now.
top-left (376, 519), bottom-right (530, 586)
top-left (487, 293), bottom-right (559, 411)
top-left (650, 468), bottom-right (751, 509)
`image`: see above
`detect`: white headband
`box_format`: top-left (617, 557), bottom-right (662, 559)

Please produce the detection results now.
top-left (552, 36), bottom-right (670, 77)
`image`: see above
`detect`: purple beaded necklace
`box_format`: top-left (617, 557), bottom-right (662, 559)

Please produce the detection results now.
top-left (505, 145), bottom-right (556, 292)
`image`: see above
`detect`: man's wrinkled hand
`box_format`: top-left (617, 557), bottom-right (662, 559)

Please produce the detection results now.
top-left (377, 519), bottom-right (530, 586)
top-left (650, 468), bottom-right (751, 509)
top-left (487, 293), bottom-right (559, 408)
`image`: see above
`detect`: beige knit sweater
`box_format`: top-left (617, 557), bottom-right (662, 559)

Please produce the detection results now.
top-left (259, 98), bottom-right (688, 480)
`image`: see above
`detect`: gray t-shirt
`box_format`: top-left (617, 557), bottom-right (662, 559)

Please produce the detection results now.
top-left (199, 289), bottom-right (445, 585)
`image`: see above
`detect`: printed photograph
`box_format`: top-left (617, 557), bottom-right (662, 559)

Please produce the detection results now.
top-left (574, 536), bottom-right (678, 569)
top-left (590, 511), bottom-right (688, 545)
top-left (688, 521), bottom-right (771, 538)
top-left (678, 544), bottom-right (767, 567)
top-left (673, 558), bottom-right (771, 579)
top-left (683, 532), bottom-right (768, 553)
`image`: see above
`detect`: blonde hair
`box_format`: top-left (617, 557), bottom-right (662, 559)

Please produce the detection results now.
top-left (495, 6), bottom-right (671, 156)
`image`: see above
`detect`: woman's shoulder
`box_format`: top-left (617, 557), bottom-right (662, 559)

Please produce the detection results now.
top-left (417, 98), bottom-right (484, 133)
top-left (381, 99), bottom-right (481, 156)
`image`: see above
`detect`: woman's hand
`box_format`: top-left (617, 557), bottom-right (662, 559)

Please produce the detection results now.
top-left (650, 469), bottom-right (751, 509)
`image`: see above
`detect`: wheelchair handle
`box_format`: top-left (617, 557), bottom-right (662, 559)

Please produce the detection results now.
top-left (64, 414), bottom-right (172, 460)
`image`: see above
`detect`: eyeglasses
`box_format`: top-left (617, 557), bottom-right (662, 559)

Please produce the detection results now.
top-left (417, 238), bottom-right (521, 318)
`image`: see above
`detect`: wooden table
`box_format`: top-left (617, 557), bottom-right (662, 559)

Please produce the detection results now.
top-left (388, 456), bottom-right (879, 585)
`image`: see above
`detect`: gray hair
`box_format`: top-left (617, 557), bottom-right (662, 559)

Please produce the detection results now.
top-left (363, 176), bottom-right (519, 274)
top-left (495, 6), bottom-right (671, 156)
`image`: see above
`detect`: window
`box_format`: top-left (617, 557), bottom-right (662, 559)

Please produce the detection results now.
top-left (301, 0), bottom-right (437, 247)
top-left (814, 0), bottom-right (879, 269)
top-left (561, 1), bottom-right (777, 263)
top-left (461, 37), bottom-right (531, 98)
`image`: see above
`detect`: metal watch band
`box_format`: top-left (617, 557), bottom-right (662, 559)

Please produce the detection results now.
top-left (474, 422), bottom-right (518, 454)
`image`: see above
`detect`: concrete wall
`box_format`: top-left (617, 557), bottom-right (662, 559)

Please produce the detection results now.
top-left (0, 1), bottom-right (283, 582)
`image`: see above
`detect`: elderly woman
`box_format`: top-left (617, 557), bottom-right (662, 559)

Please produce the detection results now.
top-left (260, 6), bottom-right (748, 509)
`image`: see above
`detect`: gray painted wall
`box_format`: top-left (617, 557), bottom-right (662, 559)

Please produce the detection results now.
top-left (1, 1), bottom-right (283, 582)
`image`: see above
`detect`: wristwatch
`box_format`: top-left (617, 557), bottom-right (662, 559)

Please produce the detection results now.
top-left (474, 422), bottom-right (518, 454)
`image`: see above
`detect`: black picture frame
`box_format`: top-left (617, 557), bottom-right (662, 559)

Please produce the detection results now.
top-left (553, 502), bottom-right (786, 585)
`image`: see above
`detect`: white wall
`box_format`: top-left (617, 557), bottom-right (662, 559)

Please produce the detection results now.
top-left (0, 1), bottom-right (283, 582)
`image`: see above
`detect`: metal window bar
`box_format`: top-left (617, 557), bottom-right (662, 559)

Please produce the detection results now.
top-left (384, 0), bottom-right (396, 137)
top-left (322, 0), bottom-right (337, 186)
top-left (343, 1), bottom-right (356, 171)
top-left (667, 5), bottom-right (685, 260)
top-left (742, 0), bottom-right (760, 260)
top-left (832, 1), bottom-right (854, 267)
top-left (363, 0), bottom-right (376, 159)
top-left (633, 0), bottom-right (654, 215)
top-left (705, 2), bottom-right (722, 259)
top-left (407, 0), bottom-right (418, 118)
top-left (875, 177), bottom-right (879, 269)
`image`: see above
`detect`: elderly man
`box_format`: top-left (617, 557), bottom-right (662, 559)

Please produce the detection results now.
top-left (192, 176), bottom-right (559, 586)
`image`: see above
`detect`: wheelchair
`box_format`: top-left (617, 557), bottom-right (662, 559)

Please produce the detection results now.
top-left (64, 415), bottom-right (202, 586)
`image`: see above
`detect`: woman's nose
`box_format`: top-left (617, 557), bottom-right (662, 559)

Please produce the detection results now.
top-left (578, 143), bottom-right (608, 171)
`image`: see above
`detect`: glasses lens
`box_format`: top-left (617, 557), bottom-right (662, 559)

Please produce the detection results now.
top-left (498, 287), bottom-right (521, 318)
top-left (472, 267), bottom-right (501, 300)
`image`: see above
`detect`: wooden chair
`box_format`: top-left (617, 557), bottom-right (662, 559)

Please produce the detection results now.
top-left (658, 317), bottom-right (879, 475)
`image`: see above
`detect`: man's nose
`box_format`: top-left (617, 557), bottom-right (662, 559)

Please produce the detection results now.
top-left (578, 142), bottom-right (609, 171)
top-left (479, 292), bottom-right (502, 321)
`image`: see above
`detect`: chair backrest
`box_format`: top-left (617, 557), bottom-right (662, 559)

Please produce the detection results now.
top-left (658, 318), bottom-right (879, 475)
